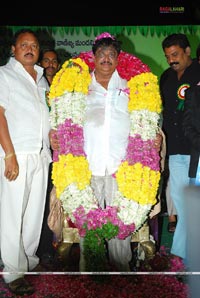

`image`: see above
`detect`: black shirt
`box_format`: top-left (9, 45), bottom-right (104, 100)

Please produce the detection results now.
top-left (183, 85), bottom-right (200, 177)
top-left (160, 59), bottom-right (200, 156)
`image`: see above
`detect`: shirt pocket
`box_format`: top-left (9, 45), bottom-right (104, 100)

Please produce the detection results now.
top-left (114, 91), bottom-right (129, 113)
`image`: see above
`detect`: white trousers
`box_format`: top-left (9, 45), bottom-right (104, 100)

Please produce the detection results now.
top-left (0, 153), bottom-right (50, 283)
top-left (79, 174), bottom-right (132, 272)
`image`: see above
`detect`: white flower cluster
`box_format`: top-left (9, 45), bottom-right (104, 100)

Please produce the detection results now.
top-left (60, 183), bottom-right (98, 221)
top-left (112, 192), bottom-right (152, 229)
top-left (50, 92), bottom-right (87, 129)
top-left (129, 110), bottom-right (160, 140)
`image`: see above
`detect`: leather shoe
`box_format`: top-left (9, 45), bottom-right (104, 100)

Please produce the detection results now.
top-left (8, 277), bottom-right (35, 295)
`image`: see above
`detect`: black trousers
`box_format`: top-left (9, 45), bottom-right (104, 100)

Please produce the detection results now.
top-left (36, 162), bottom-right (55, 258)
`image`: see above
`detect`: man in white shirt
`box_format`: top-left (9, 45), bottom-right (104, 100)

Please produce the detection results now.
top-left (0, 29), bottom-right (51, 295)
top-left (81, 33), bottom-right (132, 271)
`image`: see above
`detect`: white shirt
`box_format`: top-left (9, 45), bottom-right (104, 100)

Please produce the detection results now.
top-left (84, 70), bottom-right (130, 176)
top-left (0, 57), bottom-right (51, 158)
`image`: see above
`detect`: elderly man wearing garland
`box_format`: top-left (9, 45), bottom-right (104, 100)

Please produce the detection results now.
top-left (51, 33), bottom-right (132, 271)
top-left (81, 33), bottom-right (132, 271)
top-left (50, 32), bottom-right (162, 272)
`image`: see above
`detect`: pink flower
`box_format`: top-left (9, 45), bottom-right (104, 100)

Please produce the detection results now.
top-left (53, 119), bottom-right (85, 162)
top-left (73, 205), bottom-right (135, 239)
top-left (94, 32), bottom-right (115, 42)
top-left (126, 135), bottom-right (160, 171)
top-left (78, 50), bottom-right (150, 81)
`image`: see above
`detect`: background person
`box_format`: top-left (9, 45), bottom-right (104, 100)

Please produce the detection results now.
top-left (183, 185), bottom-right (200, 297)
top-left (182, 48), bottom-right (200, 293)
top-left (0, 29), bottom-right (51, 295)
top-left (182, 42), bottom-right (200, 186)
top-left (159, 33), bottom-right (200, 263)
top-left (38, 48), bottom-right (61, 86)
top-left (36, 48), bottom-right (61, 268)
top-left (165, 179), bottom-right (177, 233)
top-left (183, 83), bottom-right (200, 184)
top-left (196, 43), bottom-right (200, 63)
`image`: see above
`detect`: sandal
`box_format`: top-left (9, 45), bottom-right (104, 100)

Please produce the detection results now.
top-left (8, 277), bottom-right (35, 296)
top-left (167, 221), bottom-right (177, 233)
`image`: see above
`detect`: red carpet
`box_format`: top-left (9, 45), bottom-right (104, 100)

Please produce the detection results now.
top-left (0, 244), bottom-right (189, 297)
top-left (0, 274), bottom-right (188, 298)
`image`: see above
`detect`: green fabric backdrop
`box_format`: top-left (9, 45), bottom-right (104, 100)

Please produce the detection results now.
top-left (1, 25), bottom-right (200, 78)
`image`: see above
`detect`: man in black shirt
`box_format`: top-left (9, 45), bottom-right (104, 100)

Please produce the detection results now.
top-left (160, 33), bottom-right (200, 263)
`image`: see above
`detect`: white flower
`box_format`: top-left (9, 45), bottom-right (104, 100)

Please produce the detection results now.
top-left (112, 191), bottom-right (152, 229)
top-left (50, 92), bottom-right (87, 129)
top-left (60, 183), bottom-right (98, 221)
top-left (129, 110), bottom-right (160, 140)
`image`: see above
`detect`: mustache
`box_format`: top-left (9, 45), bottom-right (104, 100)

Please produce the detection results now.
top-left (46, 66), bottom-right (55, 70)
top-left (170, 62), bottom-right (179, 67)
top-left (25, 53), bottom-right (34, 57)
top-left (101, 61), bottom-right (112, 65)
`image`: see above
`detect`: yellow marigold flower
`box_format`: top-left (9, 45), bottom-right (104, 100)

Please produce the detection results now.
top-left (52, 153), bottom-right (92, 198)
top-left (116, 161), bottom-right (160, 205)
top-left (128, 72), bottom-right (162, 113)
top-left (48, 58), bottom-right (92, 102)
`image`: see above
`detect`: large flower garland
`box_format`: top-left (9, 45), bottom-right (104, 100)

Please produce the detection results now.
top-left (49, 50), bottom-right (162, 268)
